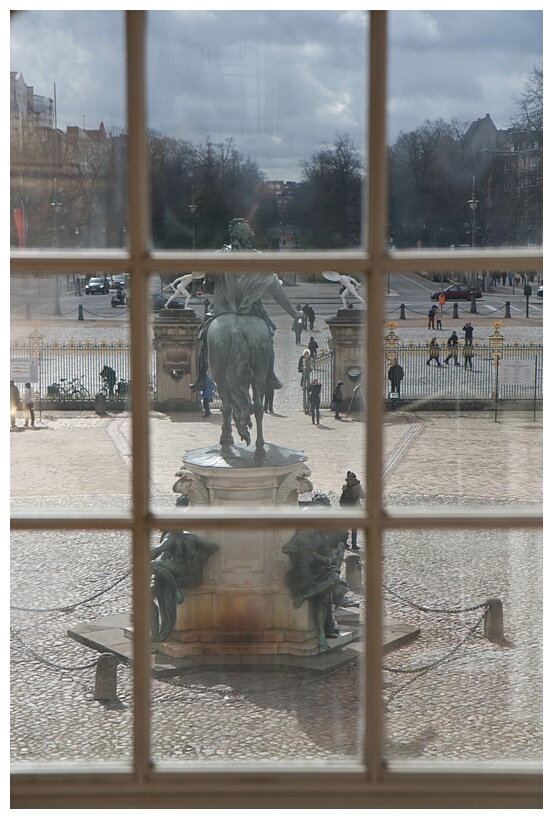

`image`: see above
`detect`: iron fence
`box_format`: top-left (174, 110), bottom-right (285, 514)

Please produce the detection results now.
top-left (384, 341), bottom-right (543, 401)
top-left (10, 337), bottom-right (156, 406)
top-left (10, 336), bottom-right (542, 410)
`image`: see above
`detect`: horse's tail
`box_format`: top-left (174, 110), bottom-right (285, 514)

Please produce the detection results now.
top-left (227, 323), bottom-right (253, 442)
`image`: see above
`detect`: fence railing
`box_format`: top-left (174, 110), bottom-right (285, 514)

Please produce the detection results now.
top-left (384, 341), bottom-right (542, 401)
top-left (11, 336), bottom-right (542, 410)
top-left (10, 337), bottom-right (156, 405)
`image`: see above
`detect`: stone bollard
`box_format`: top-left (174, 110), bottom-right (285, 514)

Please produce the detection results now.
top-left (94, 392), bottom-right (107, 416)
top-left (484, 598), bottom-right (506, 645)
top-left (399, 303), bottom-right (406, 320)
top-left (78, 304), bottom-right (84, 321)
top-left (505, 301), bottom-right (511, 318)
top-left (94, 653), bottom-right (118, 703)
top-left (345, 553), bottom-right (363, 592)
top-left (452, 302), bottom-right (459, 319)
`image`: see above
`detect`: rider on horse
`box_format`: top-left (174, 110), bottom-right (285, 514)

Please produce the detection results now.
top-left (190, 218), bottom-right (303, 392)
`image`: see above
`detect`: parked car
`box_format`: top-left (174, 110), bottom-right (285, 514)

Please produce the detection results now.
top-left (537, 285), bottom-right (543, 298)
top-left (152, 293), bottom-right (185, 311)
top-left (431, 283), bottom-right (482, 301)
top-left (85, 276), bottom-right (110, 295)
top-left (111, 274), bottom-right (128, 288)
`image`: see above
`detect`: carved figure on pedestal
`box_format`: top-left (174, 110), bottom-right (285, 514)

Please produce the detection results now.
top-left (151, 531), bottom-right (219, 642)
top-left (190, 218), bottom-right (303, 453)
top-left (164, 272), bottom-right (206, 310)
top-left (282, 529), bottom-right (350, 649)
top-left (322, 271), bottom-right (366, 309)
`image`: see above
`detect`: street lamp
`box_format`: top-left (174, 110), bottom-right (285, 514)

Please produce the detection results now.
top-left (50, 201), bottom-right (62, 315)
top-left (189, 193), bottom-right (198, 250)
top-left (467, 176), bottom-right (479, 249)
top-left (466, 176), bottom-right (480, 293)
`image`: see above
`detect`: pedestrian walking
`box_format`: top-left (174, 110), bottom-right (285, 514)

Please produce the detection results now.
top-left (462, 321), bottom-right (474, 344)
top-left (302, 304), bottom-right (309, 329)
top-left (307, 379), bottom-right (322, 425)
top-left (298, 349), bottom-right (311, 387)
top-left (435, 304), bottom-right (443, 330)
top-left (308, 305), bottom-right (316, 330)
top-left (427, 305), bottom-right (437, 329)
top-left (200, 374), bottom-right (215, 417)
top-left (332, 380), bottom-right (344, 419)
top-left (426, 336), bottom-right (442, 366)
top-left (438, 292), bottom-right (446, 307)
top-left (292, 315), bottom-right (304, 345)
top-left (10, 380), bottom-right (21, 429)
top-left (444, 330), bottom-right (460, 365)
top-left (339, 470), bottom-right (366, 551)
top-left (463, 343), bottom-right (474, 370)
top-left (388, 356), bottom-right (404, 396)
top-left (501, 272), bottom-right (507, 286)
top-left (307, 336), bottom-right (319, 359)
top-left (22, 383), bottom-right (35, 427)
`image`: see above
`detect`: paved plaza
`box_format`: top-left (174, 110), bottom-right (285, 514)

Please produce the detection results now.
top-left (10, 282), bottom-right (542, 766)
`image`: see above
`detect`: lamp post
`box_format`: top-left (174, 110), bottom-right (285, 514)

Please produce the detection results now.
top-left (467, 176), bottom-right (479, 248)
top-left (50, 201), bottom-right (62, 315)
top-left (189, 192), bottom-right (198, 250)
top-left (466, 177), bottom-right (479, 297)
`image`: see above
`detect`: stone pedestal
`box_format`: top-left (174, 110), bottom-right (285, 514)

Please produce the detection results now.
top-left (326, 308), bottom-right (365, 408)
top-left (151, 443), bottom-right (359, 658)
top-left (152, 308), bottom-right (202, 411)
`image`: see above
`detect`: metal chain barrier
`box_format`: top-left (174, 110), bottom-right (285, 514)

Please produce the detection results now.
top-left (10, 626), bottom-right (97, 672)
top-left (10, 570), bottom-right (131, 613)
top-left (383, 607), bottom-right (489, 675)
top-left (383, 580), bottom-right (491, 615)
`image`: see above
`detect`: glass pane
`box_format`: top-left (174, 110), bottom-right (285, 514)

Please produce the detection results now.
top-left (388, 11), bottom-right (543, 249)
top-left (383, 527), bottom-right (542, 762)
top-left (10, 271), bottom-right (132, 514)
top-left (149, 270), bottom-right (366, 516)
top-left (382, 270), bottom-right (542, 507)
top-left (10, 529), bottom-right (133, 764)
top-left (148, 526), bottom-right (364, 764)
top-left (147, 11), bottom-right (367, 250)
top-left (10, 11), bottom-right (126, 250)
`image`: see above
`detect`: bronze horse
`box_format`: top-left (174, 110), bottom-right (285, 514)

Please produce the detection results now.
top-left (208, 311), bottom-right (272, 453)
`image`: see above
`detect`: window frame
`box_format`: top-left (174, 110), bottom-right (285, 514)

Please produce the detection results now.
top-left (10, 10), bottom-right (542, 809)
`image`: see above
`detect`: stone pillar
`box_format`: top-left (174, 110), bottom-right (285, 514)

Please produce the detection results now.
top-left (325, 308), bottom-right (365, 407)
top-left (161, 442), bottom-right (341, 657)
top-left (152, 309), bottom-right (202, 411)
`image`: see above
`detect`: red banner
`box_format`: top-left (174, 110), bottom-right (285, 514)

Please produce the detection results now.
top-left (13, 208), bottom-right (26, 248)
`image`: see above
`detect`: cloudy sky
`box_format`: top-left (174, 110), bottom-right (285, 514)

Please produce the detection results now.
top-left (10, 8), bottom-right (543, 181)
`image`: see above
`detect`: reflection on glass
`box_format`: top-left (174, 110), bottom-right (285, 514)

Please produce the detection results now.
top-left (382, 270), bottom-right (542, 506)
top-left (10, 529), bottom-right (132, 763)
top-left (10, 271), bottom-right (132, 514)
top-left (147, 11), bottom-right (367, 250)
top-left (149, 269), bottom-right (366, 513)
top-left (383, 528), bottom-right (542, 762)
top-left (10, 11), bottom-right (126, 251)
top-left (149, 527), bottom-right (364, 763)
top-left (388, 11), bottom-right (542, 251)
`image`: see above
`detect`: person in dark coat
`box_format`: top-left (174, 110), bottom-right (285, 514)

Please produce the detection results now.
top-left (444, 330), bottom-right (460, 365)
top-left (332, 381), bottom-right (344, 420)
top-left (307, 379), bottom-right (322, 425)
top-left (293, 316), bottom-right (304, 345)
top-left (307, 305), bottom-right (316, 330)
top-left (307, 336), bottom-right (319, 359)
top-left (339, 471), bottom-right (366, 550)
top-left (388, 357), bottom-right (404, 395)
top-left (462, 322), bottom-right (474, 344)
top-left (301, 304), bottom-right (310, 329)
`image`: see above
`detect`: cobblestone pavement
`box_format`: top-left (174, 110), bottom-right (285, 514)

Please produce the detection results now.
top-left (10, 284), bottom-right (542, 767)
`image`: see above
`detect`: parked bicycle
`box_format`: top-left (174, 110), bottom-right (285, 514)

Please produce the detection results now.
top-left (47, 375), bottom-right (91, 400)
